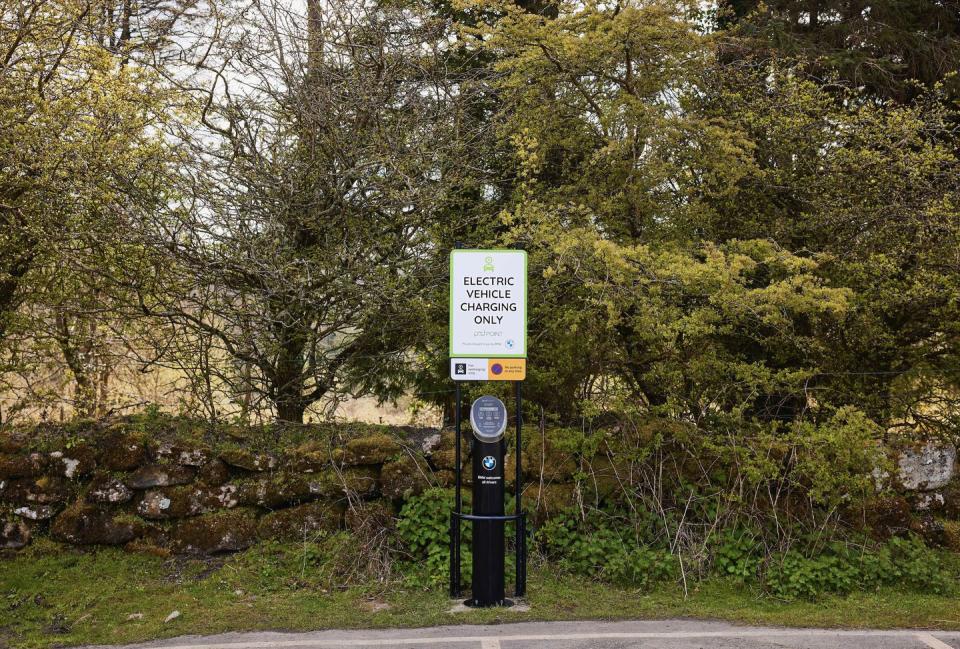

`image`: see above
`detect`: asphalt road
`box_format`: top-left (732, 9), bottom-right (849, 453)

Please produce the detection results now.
top-left (80, 620), bottom-right (960, 649)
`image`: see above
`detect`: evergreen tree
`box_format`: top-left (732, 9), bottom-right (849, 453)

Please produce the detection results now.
top-left (717, 0), bottom-right (960, 102)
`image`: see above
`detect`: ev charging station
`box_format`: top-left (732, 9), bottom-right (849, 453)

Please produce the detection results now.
top-left (448, 248), bottom-right (527, 606)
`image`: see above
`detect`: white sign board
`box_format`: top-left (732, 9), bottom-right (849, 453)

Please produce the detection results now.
top-left (449, 249), bottom-right (526, 358)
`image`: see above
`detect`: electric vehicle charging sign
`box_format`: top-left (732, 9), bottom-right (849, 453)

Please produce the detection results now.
top-left (449, 249), bottom-right (527, 359)
top-left (470, 396), bottom-right (508, 443)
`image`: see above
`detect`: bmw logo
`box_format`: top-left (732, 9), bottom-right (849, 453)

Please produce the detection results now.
top-left (482, 456), bottom-right (497, 471)
top-left (505, 339), bottom-right (515, 349)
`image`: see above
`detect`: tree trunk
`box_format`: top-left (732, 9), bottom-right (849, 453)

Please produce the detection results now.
top-left (73, 374), bottom-right (97, 419)
top-left (306, 0), bottom-right (322, 73)
top-left (275, 398), bottom-right (307, 424)
top-left (0, 223), bottom-right (35, 343)
top-left (55, 314), bottom-right (98, 418)
top-left (270, 319), bottom-right (309, 423)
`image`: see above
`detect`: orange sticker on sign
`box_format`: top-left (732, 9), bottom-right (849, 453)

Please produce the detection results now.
top-left (487, 358), bottom-right (526, 381)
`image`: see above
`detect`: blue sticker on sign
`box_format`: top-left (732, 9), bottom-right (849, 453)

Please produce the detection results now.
top-left (482, 456), bottom-right (497, 471)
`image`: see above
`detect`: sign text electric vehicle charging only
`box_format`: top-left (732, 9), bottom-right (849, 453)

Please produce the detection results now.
top-left (450, 249), bottom-right (527, 382)
top-left (449, 250), bottom-right (526, 357)
top-left (448, 248), bottom-right (527, 607)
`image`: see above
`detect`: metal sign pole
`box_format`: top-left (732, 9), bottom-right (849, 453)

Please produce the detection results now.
top-left (450, 240), bottom-right (464, 600)
top-left (450, 382), bottom-right (462, 598)
top-left (515, 379), bottom-right (525, 597)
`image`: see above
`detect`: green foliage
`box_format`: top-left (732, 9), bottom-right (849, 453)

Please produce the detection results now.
top-left (434, 0), bottom-right (960, 450)
top-left (538, 510), bottom-right (677, 588)
top-left (713, 529), bottom-right (763, 582)
top-left (396, 489), bottom-right (453, 558)
top-left (701, 69), bottom-right (960, 435)
top-left (788, 408), bottom-right (888, 507)
top-left (0, 0), bottom-right (176, 423)
top-left (715, 0), bottom-right (960, 103)
top-left (709, 529), bottom-right (949, 600)
top-left (765, 537), bottom-right (949, 600)
top-left (396, 488), bottom-right (471, 588)
top-left (440, 0), bottom-right (955, 550)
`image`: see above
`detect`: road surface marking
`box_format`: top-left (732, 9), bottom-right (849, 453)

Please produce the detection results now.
top-left (125, 629), bottom-right (958, 648)
top-left (917, 633), bottom-right (956, 649)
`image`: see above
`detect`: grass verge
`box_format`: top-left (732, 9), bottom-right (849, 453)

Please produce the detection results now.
top-left (2, 539), bottom-right (960, 648)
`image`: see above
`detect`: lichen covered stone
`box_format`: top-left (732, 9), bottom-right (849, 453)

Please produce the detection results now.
top-left (379, 454), bottom-right (432, 500)
top-left (14, 505), bottom-right (57, 520)
top-left (156, 441), bottom-right (214, 467)
top-left (170, 509), bottom-right (258, 553)
top-left (0, 520), bottom-right (30, 549)
top-left (86, 475), bottom-right (134, 504)
top-left (51, 503), bottom-right (143, 545)
top-left (898, 442), bottom-right (956, 491)
top-left (137, 484), bottom-right (238, 519)
top-left (219, 449), bottom-right (278, 472)
top-left (49, 444), bottom-right (97, 479)
top-left (257, 501), bottom-right (342, 540)
top-left (125, 464), bottom-right (195, 490)
top-left (1, 475), bottom-right (74, 506)
top-left (235, 473), bottom-right (314, 509)
top-left (333, 434), bottom-right (401, 466)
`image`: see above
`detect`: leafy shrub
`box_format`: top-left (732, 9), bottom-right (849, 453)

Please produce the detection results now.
top-left (713, 529), bottom-right (763, 582)
top-left (538, 510), bottom-right (676, 588)
top-left (396, 488), bottom-right (471, 587)
top-left (787, 407), bottom-right (888, 508)
top-left (765, 536), bottom-right (949, 599)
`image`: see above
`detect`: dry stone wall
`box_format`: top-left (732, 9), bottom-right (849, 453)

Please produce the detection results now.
top-left (2, 418), bottom-right (957, 554)
top-left (0, 423), bottom-right (469, 554)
